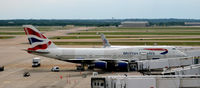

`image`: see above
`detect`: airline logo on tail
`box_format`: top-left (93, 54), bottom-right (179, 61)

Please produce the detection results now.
top-left (23, 25), bottom-right (52, 52)
top-left (144, 48), bottom-right (168, 55)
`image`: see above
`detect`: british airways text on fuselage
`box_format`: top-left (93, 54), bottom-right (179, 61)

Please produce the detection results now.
top-left (123, 52), bottom-right (155, 55)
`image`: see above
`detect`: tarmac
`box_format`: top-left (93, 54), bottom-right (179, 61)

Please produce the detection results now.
top-left (1, 26), bottom-right (200, 88)
top-left (0, 27), bottom-right (141, 88)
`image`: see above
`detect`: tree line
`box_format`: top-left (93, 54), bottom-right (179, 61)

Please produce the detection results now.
top-left (0, 19), bottom-right (199, 26)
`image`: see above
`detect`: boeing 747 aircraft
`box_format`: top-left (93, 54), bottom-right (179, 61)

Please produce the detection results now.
top-left (23, 25), bottom-right (187, 71)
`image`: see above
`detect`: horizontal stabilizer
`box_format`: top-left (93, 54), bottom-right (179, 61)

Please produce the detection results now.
top-left (22, 49), bottom-right (49, 54)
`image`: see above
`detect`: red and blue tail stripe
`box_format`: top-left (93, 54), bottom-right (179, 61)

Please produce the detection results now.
top-left (28, 37), bottom-right (44, 44)
top-left (24, 27), bottom-right (47, 39)
top-left (144, 48), bottom-right (168, 55)
top-left (28, 41), bottom-right (52, 51)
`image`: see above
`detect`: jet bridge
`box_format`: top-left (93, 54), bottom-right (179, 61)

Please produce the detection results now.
top-left (91, 75), bottom-right (200, 88)
top-left (162, 64), bottom-right (200, 75)
top-left (135, 57), bottom-right (199, 71)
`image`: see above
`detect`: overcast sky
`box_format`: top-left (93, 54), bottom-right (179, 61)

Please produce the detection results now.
top-left (0, 0), bottom-right (200, 19)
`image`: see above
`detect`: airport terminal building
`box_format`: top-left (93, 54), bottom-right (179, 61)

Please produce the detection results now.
top-left (119, 21), bottom-right (149, 27)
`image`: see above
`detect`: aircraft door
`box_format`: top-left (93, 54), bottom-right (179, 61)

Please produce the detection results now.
top-left (139, 52), bottom-right (147, 60)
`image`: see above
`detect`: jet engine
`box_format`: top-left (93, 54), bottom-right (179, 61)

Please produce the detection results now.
top-left (116, 61), bottom-right (129, 70)
top-left (94, 61), bottom-right (107, 69)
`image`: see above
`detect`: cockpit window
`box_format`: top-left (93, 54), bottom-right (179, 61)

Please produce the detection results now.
top-left (172, 48), bottom-right (176, 50)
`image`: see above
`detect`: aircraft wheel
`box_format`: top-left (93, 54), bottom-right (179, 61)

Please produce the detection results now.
top-left (129, 63), bottom-right (137, 71)
top-left (76, 65), bottom-right (85, 71)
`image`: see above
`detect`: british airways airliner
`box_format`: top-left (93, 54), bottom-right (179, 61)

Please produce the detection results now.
top-left (23, 25), bottom-right (187, 71)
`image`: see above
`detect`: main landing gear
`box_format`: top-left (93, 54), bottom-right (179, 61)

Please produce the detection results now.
top-left (76, 64), bottom-right (86, 71)
top-left (125, 62), bottom-right (138, 72)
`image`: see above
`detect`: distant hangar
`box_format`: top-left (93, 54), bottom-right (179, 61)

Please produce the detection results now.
top-left (119, 21), bottom-right (149, 27)
top-left (185, 22), bottom-right (200, 26)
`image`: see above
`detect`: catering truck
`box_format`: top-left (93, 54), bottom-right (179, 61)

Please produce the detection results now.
top-left (32, 57), bottom-right (41, 67)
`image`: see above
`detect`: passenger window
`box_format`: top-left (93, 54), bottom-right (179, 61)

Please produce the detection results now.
top-left (172, 48), bottom-right (176, 50)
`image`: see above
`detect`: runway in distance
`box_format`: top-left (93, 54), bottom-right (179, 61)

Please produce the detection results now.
top-left (23, 25), bottom-right (187, 71)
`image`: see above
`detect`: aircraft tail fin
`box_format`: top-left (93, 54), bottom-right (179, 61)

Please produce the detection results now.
top-left (101, 33), bottom-right (111, 48)
top-left (23, 25), bottom-right (57, 52)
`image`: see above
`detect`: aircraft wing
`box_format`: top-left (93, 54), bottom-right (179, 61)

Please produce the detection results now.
top-left (22, 49), bottom-right (50, 54)
top-left (64, 58), bottom-right (130, 64)
top-left (65, 58), bottom-right (132, 71)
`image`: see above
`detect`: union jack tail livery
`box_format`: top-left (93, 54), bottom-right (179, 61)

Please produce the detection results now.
top-left (23, 25), bottom-right (57, 53)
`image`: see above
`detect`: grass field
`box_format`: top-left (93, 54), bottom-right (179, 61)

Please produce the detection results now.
top-left (54, 41), bottom-right (200, 46)
top-left (0, 26), bottom-right (64, 31)
top-left (68, 32), bottom-right (200, 35)
top-left (0, 32), bottom-right (25, 35)
top-left (50, 36), bottom-right (160, 39)
top-left (1, 26), bottom-right (200, 46)
top-left (0, 26), bottom-right (65, 35)
top-left (52, 27), bottom-right (200, 46)
top-left (0, 36), bottom-right (15, 39)
top-left (50, 36), bottom-right (200, 41)
top-left (85, 27), bottom-right (200, 31)
top-left (50, 36), bottom-right (100, 39)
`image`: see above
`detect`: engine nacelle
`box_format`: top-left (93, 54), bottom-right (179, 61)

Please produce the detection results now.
top-left (116, 61), bottom-right (128, 69)
top-left (94, 61), bottom-right (107, 69)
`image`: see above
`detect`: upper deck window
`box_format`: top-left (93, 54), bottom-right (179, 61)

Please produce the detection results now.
top-left (172, 48), bottom-right (176, 50)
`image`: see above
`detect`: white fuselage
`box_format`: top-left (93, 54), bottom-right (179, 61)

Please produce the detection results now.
top-left (41, 46), bottom-right (187, 61)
